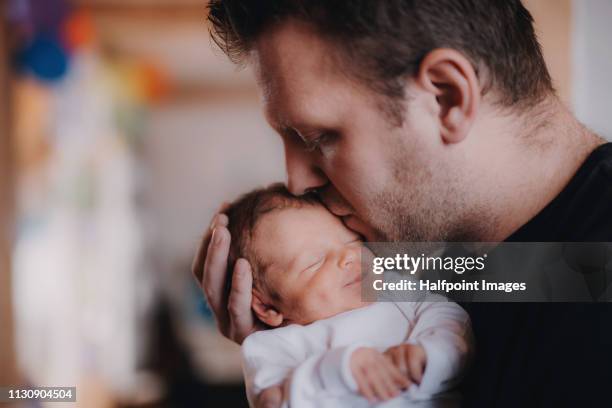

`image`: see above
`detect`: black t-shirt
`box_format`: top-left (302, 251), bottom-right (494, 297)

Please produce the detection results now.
top-left (461, 143), bottom-right (612, 407)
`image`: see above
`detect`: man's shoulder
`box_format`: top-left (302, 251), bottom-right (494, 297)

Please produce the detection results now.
top-left (509, 142), bottom-right (612, 242)
top-left (563, 142), bottom-right (612, 240)
top-left (579, 141), bottom-right (612, 183)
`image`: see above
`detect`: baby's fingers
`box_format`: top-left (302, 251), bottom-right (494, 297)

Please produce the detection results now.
top-left (386, 349), bottom-right (409, 378)
top-left (378, 358), bottom-right (410, 394)
top-left (408, 351), bottom-right (426, 384)
top-left (368, 368), bottom-right (396, 401)
top-left (355, 371), bottom-right (376, 403)
top-left (386, 360), bottom-right (411, 390)
top-left (373, 359), bottom-right (406, 400)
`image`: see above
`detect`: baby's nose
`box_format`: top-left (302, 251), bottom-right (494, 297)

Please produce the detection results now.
top-left (338, 246), bottom-right (359, 270)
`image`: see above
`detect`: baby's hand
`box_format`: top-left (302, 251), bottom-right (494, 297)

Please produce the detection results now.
top-left (383, 344), bottom-right (427, 387)
top-left (350, 347), bottom-right (410, 403)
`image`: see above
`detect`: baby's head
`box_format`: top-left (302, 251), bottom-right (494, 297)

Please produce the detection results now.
top-left (225, 183), bottom-right (366, 327)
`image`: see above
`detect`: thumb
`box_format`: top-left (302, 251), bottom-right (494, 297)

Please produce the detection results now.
top-left (228, 258), bottom-right (256, 343)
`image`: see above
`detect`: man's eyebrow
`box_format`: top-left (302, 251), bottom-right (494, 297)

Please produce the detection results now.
top-left (266, 111), bottom-right (320, 136)
top-left (277, 124), bottom-right (327, 145)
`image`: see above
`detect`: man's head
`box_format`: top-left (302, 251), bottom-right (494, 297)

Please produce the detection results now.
top-left (225, 183), bottom-right (365, 326)
top-left (209, 1), bottom-right (555, 242)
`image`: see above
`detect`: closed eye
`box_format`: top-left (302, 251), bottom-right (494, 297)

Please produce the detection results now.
top-left (302, 131), bottom-right (337, 153)
top-left (303, 256), bottom-right (325, 273)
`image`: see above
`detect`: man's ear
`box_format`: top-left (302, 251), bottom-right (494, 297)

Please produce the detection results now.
top-left (416, 48), bottom-right (481, 144)
top-left (252, 290), bottom-right (284, 327)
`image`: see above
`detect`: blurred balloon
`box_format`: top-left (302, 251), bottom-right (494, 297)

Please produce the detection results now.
top-left (63, 10), bottom-right (96, 52)
top-left (139, 63), bottom-right (170, 103)
top-left (20, 34), bottom-right (69, 82)
top-left (113, 61), bottom-right (170, 104)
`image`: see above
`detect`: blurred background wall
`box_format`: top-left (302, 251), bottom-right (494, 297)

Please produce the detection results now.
top-left (572, 0), bottom-right (612, 138)
top-left (0, 1), bottom-right (611, 407)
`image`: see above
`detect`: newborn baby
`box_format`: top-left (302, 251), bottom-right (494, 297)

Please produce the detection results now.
top-left (223, 183), bottom-right (472, 408)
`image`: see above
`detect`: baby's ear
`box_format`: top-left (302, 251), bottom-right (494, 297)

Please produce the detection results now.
top-left (252, 290), bottom-right (284, 327)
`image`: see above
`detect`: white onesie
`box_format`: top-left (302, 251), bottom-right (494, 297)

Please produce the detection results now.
top-left (242, 297), bottom-right (472, 408)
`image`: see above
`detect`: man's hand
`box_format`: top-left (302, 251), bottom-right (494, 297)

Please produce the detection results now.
top-left (191, 209), bottom-right (264, 344)
top-left (383, 344), bottom-right (427, 387)
top-left (350, 347), bottom-right (410, 403)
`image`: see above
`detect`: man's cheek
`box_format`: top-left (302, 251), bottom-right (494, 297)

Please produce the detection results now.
top-left (321, 158), bottom-right (360, 198)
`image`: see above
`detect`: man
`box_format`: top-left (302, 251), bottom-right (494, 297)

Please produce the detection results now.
top-left (193, 1), bottom-right (612, 406)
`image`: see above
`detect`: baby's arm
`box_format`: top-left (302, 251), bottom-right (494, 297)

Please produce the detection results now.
top-left (392, 298), bottom-right (473, 398)
top-left (242, 326), bottom-right (408, 407)
top-left (349, 346), bottom-right (409, 402)
top-left (286, 344), bottom-right (408, 405)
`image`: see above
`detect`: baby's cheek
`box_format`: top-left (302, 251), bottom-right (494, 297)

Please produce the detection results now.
top-left (284, 285), bottom-right (321, 321)
top-left (305, 285), bottom-right (344, 318)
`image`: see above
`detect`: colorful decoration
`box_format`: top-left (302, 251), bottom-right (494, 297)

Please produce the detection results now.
top-left (138, 62), bottom-right (170, 103)
top-left (62, 10), bottom-right (96, 52)
top-left (19, 33), bottom-right (69, 82)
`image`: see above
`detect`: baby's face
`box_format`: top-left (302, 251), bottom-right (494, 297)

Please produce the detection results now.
top-left (252, 204), bottom-right (368, 325)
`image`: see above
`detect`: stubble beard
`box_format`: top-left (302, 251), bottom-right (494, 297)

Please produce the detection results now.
top-left (364, 145), bottom-right (492, 243)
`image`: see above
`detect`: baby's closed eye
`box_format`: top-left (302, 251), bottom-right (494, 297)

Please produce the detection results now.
top-left (302, 256), bottom-right (326, 273)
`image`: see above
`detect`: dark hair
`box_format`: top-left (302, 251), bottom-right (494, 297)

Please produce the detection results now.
top-left (207, 0), bottom-right (553, 120)
top-left (225, 183), bottom-right (319, 297)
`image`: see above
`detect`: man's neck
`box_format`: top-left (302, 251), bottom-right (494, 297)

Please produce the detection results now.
top-left (477, 97), bottom-right (605, 242)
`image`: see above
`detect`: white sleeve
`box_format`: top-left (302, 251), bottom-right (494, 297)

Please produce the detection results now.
top-left (242, 329), bottom-right (366, 407)
top-left (397, 298), bottom-right (473, 399)
top-left (287, 342), bottom-right (369, 406)
top-left (242, 330), bottom-right (302, 408)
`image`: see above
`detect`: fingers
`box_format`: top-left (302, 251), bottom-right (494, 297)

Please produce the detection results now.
top-left (378, 357), bottom-right (410, 396)
top-left (408, 348), bottom-right (426, 385)
top-left (191, 213), bottom-right (228, 283)
top-left (367, 371), bottom-right (391, 401)
top-left (192, 207), bottom-right (261, 345)
top-left (386, 348), bottom-right (409, 378)
top-left (202, 226), bottom-right (231, 317)
top-left (355, 372), bottom-right (376, 403)
top-left (385, 344), bottom-right (427, 386)
top-left (256, 385), bottom-right (283, 408)
top-left (213, 212), bottom-right (229, 228)
top-left (218, 201), bottom-right (231, 215)
top-left (387, 360), bottom-right (411, 390)
top-left (355, 354), bottom-right (407, 403)
top-left (191, 230), bottom-right (210, 283)
top-left (227, 258), bottom-right (256, 344)
top-left (370, 363), bottom-right (400, 401)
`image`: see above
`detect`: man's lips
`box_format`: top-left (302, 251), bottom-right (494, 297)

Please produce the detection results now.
top-left (317, 190), bottom-right (352, 217)
top-left (315, 190), bottom-right (370, 238)
top-left (327, 205), bottom-right (352, 218)
top-left (341, 214), bottom-right (357, 224)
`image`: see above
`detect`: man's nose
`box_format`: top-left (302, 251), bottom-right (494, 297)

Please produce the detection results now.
top-left (285, 144), bottom-right (328, 196)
